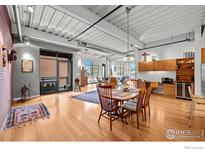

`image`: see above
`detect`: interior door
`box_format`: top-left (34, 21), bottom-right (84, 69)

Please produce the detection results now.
top-left (58, 60), bottom-right (69, 91)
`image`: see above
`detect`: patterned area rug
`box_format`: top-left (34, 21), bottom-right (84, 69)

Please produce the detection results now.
top-left (72, 90), bottom-right (100, 104)
top-left (4, 103), bottom-right (50, 129)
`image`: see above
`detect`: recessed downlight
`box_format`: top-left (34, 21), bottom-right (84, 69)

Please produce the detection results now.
top-left (27, 6), bottom-right (33, 13)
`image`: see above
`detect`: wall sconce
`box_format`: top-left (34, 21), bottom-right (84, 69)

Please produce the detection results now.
top-left (8, 50), bottom-right (17, 63)
top-left (2, 45), bottom-right (7, 67)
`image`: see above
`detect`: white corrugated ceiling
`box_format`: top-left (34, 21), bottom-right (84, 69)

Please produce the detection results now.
top-left (85, 5), bottom-right (205, 43)
top-left (7, 5), bottom-right (205, 55)
top-left (7, 5), bottom-right (128, 54)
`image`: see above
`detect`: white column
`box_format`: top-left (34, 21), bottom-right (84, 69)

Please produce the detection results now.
top-left (194, 25), bottom-right (202, 95)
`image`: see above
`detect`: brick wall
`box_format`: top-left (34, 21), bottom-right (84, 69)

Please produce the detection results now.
top-left (0, 5), bottom-right (13, 128)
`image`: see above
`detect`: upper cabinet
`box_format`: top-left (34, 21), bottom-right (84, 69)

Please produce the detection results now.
top-left (138, 61), bottom-right (153, 71)
top-left (138, 59), bottom-right (176, 71)
top-left (164, 59), bottom-right (176, 71)
top-left (201, 48), bottom-right (205, 63)
top-left (154, 60), bottom-right (165, 71)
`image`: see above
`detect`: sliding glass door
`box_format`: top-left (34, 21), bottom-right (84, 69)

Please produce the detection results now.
top-left (58, 59), bottom-right (69, 91)
top-left (40, 50), bottom-right (72, 94)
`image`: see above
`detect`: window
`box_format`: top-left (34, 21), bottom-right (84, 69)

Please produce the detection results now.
top-left (130, 63), bottom-right (136, 78)
top-left (112, 64), bottom-right (124, 77)
top-left (40, 56), bottom-right (57, 77)
top-left (84, 59), bottom-right (99, 83)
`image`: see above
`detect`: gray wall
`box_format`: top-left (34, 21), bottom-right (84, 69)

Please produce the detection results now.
top-left (13, 41), bottom-right (79, 99)
top-left (13, 43), bottom-right (40, 99)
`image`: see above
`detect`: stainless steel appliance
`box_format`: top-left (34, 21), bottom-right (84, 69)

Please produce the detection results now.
top-left (202, 64), bottom-right (205, 95)
top-left (176, 82), bottom-right (193, 99)
top-left (162, 77), bottom-right (174, 84)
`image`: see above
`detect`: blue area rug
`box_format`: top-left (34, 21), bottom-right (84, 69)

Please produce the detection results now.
top-left (72, 90), bottom-right (100, 104)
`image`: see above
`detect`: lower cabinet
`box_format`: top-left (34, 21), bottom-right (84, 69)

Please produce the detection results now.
top-left (163, 83), bottom-right (175, 97)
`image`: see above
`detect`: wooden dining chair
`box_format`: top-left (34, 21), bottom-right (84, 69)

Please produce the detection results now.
top-left (97, 84), bottom-right (121, 131)
top-left (188, 86), bottom-right (205, 127)
top-left (143, 87), bottom-right (152, 121)
top-left (96, 77), bottom-right (101, 85)
top-left (136, 79), bottom-right (146, 89)
top-left (110, 77), bottom-right (118, 89)
top-left (121, 89), bottom-right (145, 128)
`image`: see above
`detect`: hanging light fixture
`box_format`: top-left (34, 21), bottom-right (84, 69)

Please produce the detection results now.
top-left (123, 7), bottom-right (134, 61)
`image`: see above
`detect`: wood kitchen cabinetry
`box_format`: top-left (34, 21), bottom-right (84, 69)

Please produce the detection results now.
top-left (138, 59), bottom-right (176, 71)
top-left (176, 58), bottom-right (194, 82)
top-left (138, 61), bottom-right (153, 71)
top-left (164, 59), bottom-right (176, 71)
top-left (201, 48), bottom-right (205, 63)
top-left (154, 60), bottom-right (165, 71)
top-left (163, 83), bottom-right (175, 97)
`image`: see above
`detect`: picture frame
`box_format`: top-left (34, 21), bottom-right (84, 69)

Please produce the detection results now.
top-left (21, 59), bottom-right (33, 73)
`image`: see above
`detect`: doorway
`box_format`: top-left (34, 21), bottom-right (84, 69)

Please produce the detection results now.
top-left (40, 50), bottom-right (73, 94)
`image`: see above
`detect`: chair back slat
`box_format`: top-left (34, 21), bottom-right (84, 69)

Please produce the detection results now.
top-left (136, 89), bottom-right (145, 111)
top-left (144, 87), bottom-right (152, 107)
top-left (97, 84), bottom-right (115, 111)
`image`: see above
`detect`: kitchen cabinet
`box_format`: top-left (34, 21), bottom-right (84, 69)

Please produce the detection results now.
top-left (201, 48), bottom-right (205, 63)
top-left (138, 59), bottom-right (176, 71)
top-left (164, 59), bottom-right (176, 71)
top-left (163, 83), bottom-right (175, 97)
top-left (138, 61), bottom-right (153, 71)
top-left (154, 60), bottom-right (165, 71)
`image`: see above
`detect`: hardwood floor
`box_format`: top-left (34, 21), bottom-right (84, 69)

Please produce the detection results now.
top-left (0, 84), bottom-right (205, 141)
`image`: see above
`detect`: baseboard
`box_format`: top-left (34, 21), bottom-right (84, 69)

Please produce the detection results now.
top-left (13, 94), bottom-right (40, 101)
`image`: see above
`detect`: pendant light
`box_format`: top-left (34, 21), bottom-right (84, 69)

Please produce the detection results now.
top-left (123, 7), bottom-right (134, 61)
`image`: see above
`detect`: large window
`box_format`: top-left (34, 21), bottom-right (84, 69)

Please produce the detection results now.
top-left (84, 59), bottom-right (99, 83)
top-left (130, 63), bottom-right (136, 78)
top-left (112, 64), bottom-right (124, 77)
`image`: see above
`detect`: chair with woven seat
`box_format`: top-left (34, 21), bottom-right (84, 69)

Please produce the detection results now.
top-left (121, 89), bottom-right (145, 128)
top-left (188, 86), bottom-right (205, 127)
top-left (97, 84), bottom-right (121, 131)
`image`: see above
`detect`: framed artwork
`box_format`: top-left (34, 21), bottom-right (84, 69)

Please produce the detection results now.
top-left (21, 59), bottom-right (33, 73)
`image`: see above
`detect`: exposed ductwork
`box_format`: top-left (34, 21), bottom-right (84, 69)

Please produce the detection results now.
top-left (78, 41), bottom-right (125, 55)
top-left (13, 5), bottom-right (23, 42)
top-left (139, 38), bottom-right (192, 51)
top-left (68, 5), bottom-right (123, 41)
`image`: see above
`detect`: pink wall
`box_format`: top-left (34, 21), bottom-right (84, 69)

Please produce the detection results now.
top-left (0, 5), bottom-right (13, 128)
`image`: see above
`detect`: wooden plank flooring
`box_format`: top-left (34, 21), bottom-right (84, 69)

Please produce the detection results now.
top-left (0, 84), bottom-right (205, 141)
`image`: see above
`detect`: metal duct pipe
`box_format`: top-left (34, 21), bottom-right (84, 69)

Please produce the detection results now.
top-left (78, 41), bottom-right (125, 55)
top-left (139, 38), bottom-right (191, 51)
top-left (68, 5), bottom-right (123, 41)
top-left (13, 5), bottom-right (23, 42)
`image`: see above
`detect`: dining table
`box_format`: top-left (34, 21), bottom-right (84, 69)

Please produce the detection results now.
top-left (102, 87), bottom-right (140, 105)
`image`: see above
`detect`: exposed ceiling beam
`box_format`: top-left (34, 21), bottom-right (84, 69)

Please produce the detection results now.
top-left (50, 5), bottom-right (144, 49)
top-left (11, 24), bottom-right (80, 50)
top-left (13, 5), bottom-right (23, 42)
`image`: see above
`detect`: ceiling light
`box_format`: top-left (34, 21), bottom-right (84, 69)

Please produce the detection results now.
top-left (123, 56), bottom-right (134, 61)
top-left (123, 7), bottom-right (134, 62)
top-left (27, 6), bottom-right (33, 13)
